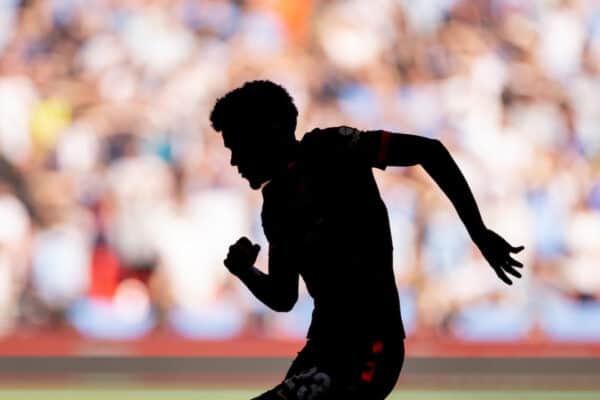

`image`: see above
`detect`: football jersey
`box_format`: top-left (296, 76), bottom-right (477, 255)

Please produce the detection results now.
top-left (261, 126), bottom-right (405, 341)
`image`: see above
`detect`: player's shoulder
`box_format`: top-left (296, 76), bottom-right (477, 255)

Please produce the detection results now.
top-left (301, 125), bottom-right (362, 142)
top-left (300, 125), bottom-right (364, 157)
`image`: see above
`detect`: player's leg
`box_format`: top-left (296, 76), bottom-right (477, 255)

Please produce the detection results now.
top-left (251, 340), bottom-right (334, 400)
top-left (251, 366), bottom-right (333, 400)
top-left (250, 337), bottom-right (404, 400)
top-left (345, 337), bottom-right (405, 400)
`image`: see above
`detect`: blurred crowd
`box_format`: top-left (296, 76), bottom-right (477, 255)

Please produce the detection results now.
top-left (0, 0), bottom-right (599, 342)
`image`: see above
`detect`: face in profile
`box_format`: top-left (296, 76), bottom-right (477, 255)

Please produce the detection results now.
top-left (211, 81), bottom-right (299, 189)
top-left (223, 127), bottom-right (276, 190)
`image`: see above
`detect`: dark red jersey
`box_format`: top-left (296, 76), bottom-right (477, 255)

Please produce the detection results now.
top-left (261, 126), bottom-right (405, 341)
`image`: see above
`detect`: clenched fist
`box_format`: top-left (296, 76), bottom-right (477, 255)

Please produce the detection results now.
top-left (224, 236), bottom-right (261, 276)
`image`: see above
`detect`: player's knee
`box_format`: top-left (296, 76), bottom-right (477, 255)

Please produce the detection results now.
top-left (250, 390), bottom-right (284, 400)
top-left (296, 371), bottom-right (333, 400)
top-left (253, 367), bottom-right (334, 400)
top-left (249, 392), bottom-right (274, 400)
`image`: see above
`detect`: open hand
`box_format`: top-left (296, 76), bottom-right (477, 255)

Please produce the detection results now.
top-left (224, 236), bottom-right (261, 276)
top-left (474, 228), bottom-right (524, 285)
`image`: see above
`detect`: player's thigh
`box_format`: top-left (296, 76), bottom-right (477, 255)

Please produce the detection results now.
top-left (285, 340), bottom-right (319, 379)
top-left (250, 366), bottom-right (333, 400)
top-left (250, 341), bottom-right (326, 400)
top-left (251, 338), bottom-right (405, 400)
top-left (335, 337), bottom-right (405, 400)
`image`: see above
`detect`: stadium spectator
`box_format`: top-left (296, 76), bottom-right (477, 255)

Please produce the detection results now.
top-left (0, 0), bottom-right (598, 344)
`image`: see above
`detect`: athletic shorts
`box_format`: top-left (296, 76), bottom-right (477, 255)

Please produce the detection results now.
top-left (252, 336), bottom-right (405, 400)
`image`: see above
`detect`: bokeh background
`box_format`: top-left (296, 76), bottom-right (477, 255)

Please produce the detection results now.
top-left (0, 0), bottom-right (599, 356)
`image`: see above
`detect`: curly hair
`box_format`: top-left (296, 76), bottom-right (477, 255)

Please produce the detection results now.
top-left (210, 80), bottom-right (298, 139)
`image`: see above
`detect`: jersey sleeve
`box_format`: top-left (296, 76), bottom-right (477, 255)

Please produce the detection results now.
top-left (300, 126), bottom-right (392, 170)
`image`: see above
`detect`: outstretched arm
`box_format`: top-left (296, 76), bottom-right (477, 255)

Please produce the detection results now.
top-left (224, 237), bottom-right (298, 311)
top-left (389, 134), bottom-right (487, 241)
top-left (373, 131), bottom-right (524, 284)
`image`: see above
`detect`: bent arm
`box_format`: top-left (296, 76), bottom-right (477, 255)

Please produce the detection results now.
top-left (236, 242), bottom-right (299, 312)
top-left (382, 132), bottom-right (487, 241)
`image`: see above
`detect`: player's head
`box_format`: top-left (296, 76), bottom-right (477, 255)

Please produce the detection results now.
top-left (210, 80), bottom-right (299, 190)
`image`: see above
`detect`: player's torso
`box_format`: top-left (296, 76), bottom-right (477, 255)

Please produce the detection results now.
top-left (261, 127), bottom-right (405, 339)
top-left (260, 152), bottom-right (394, 299)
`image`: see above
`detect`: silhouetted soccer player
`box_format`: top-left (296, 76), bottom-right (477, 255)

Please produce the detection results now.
top-left (211, 80), bottom-right (525, 400)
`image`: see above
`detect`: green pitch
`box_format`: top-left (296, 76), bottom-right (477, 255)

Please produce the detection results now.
top-left (0, 389), bottom-right (598, 399)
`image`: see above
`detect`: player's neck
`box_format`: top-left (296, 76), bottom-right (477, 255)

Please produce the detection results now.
top-left (260, 140), bottom-right (300, 189)
top-left (275, 139), bottom-right (300, 176)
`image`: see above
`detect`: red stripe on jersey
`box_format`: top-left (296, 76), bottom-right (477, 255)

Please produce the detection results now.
top-left (361, 370), bottom-right (374, 383)
top-left (372, 340), bottom-right (383, 354)
top-left (376, 131), bottom-right (391, 166)
top-left (361, 360), bottom-right (377, 383)
top-left (287, 160), bottom-right (298, 169)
